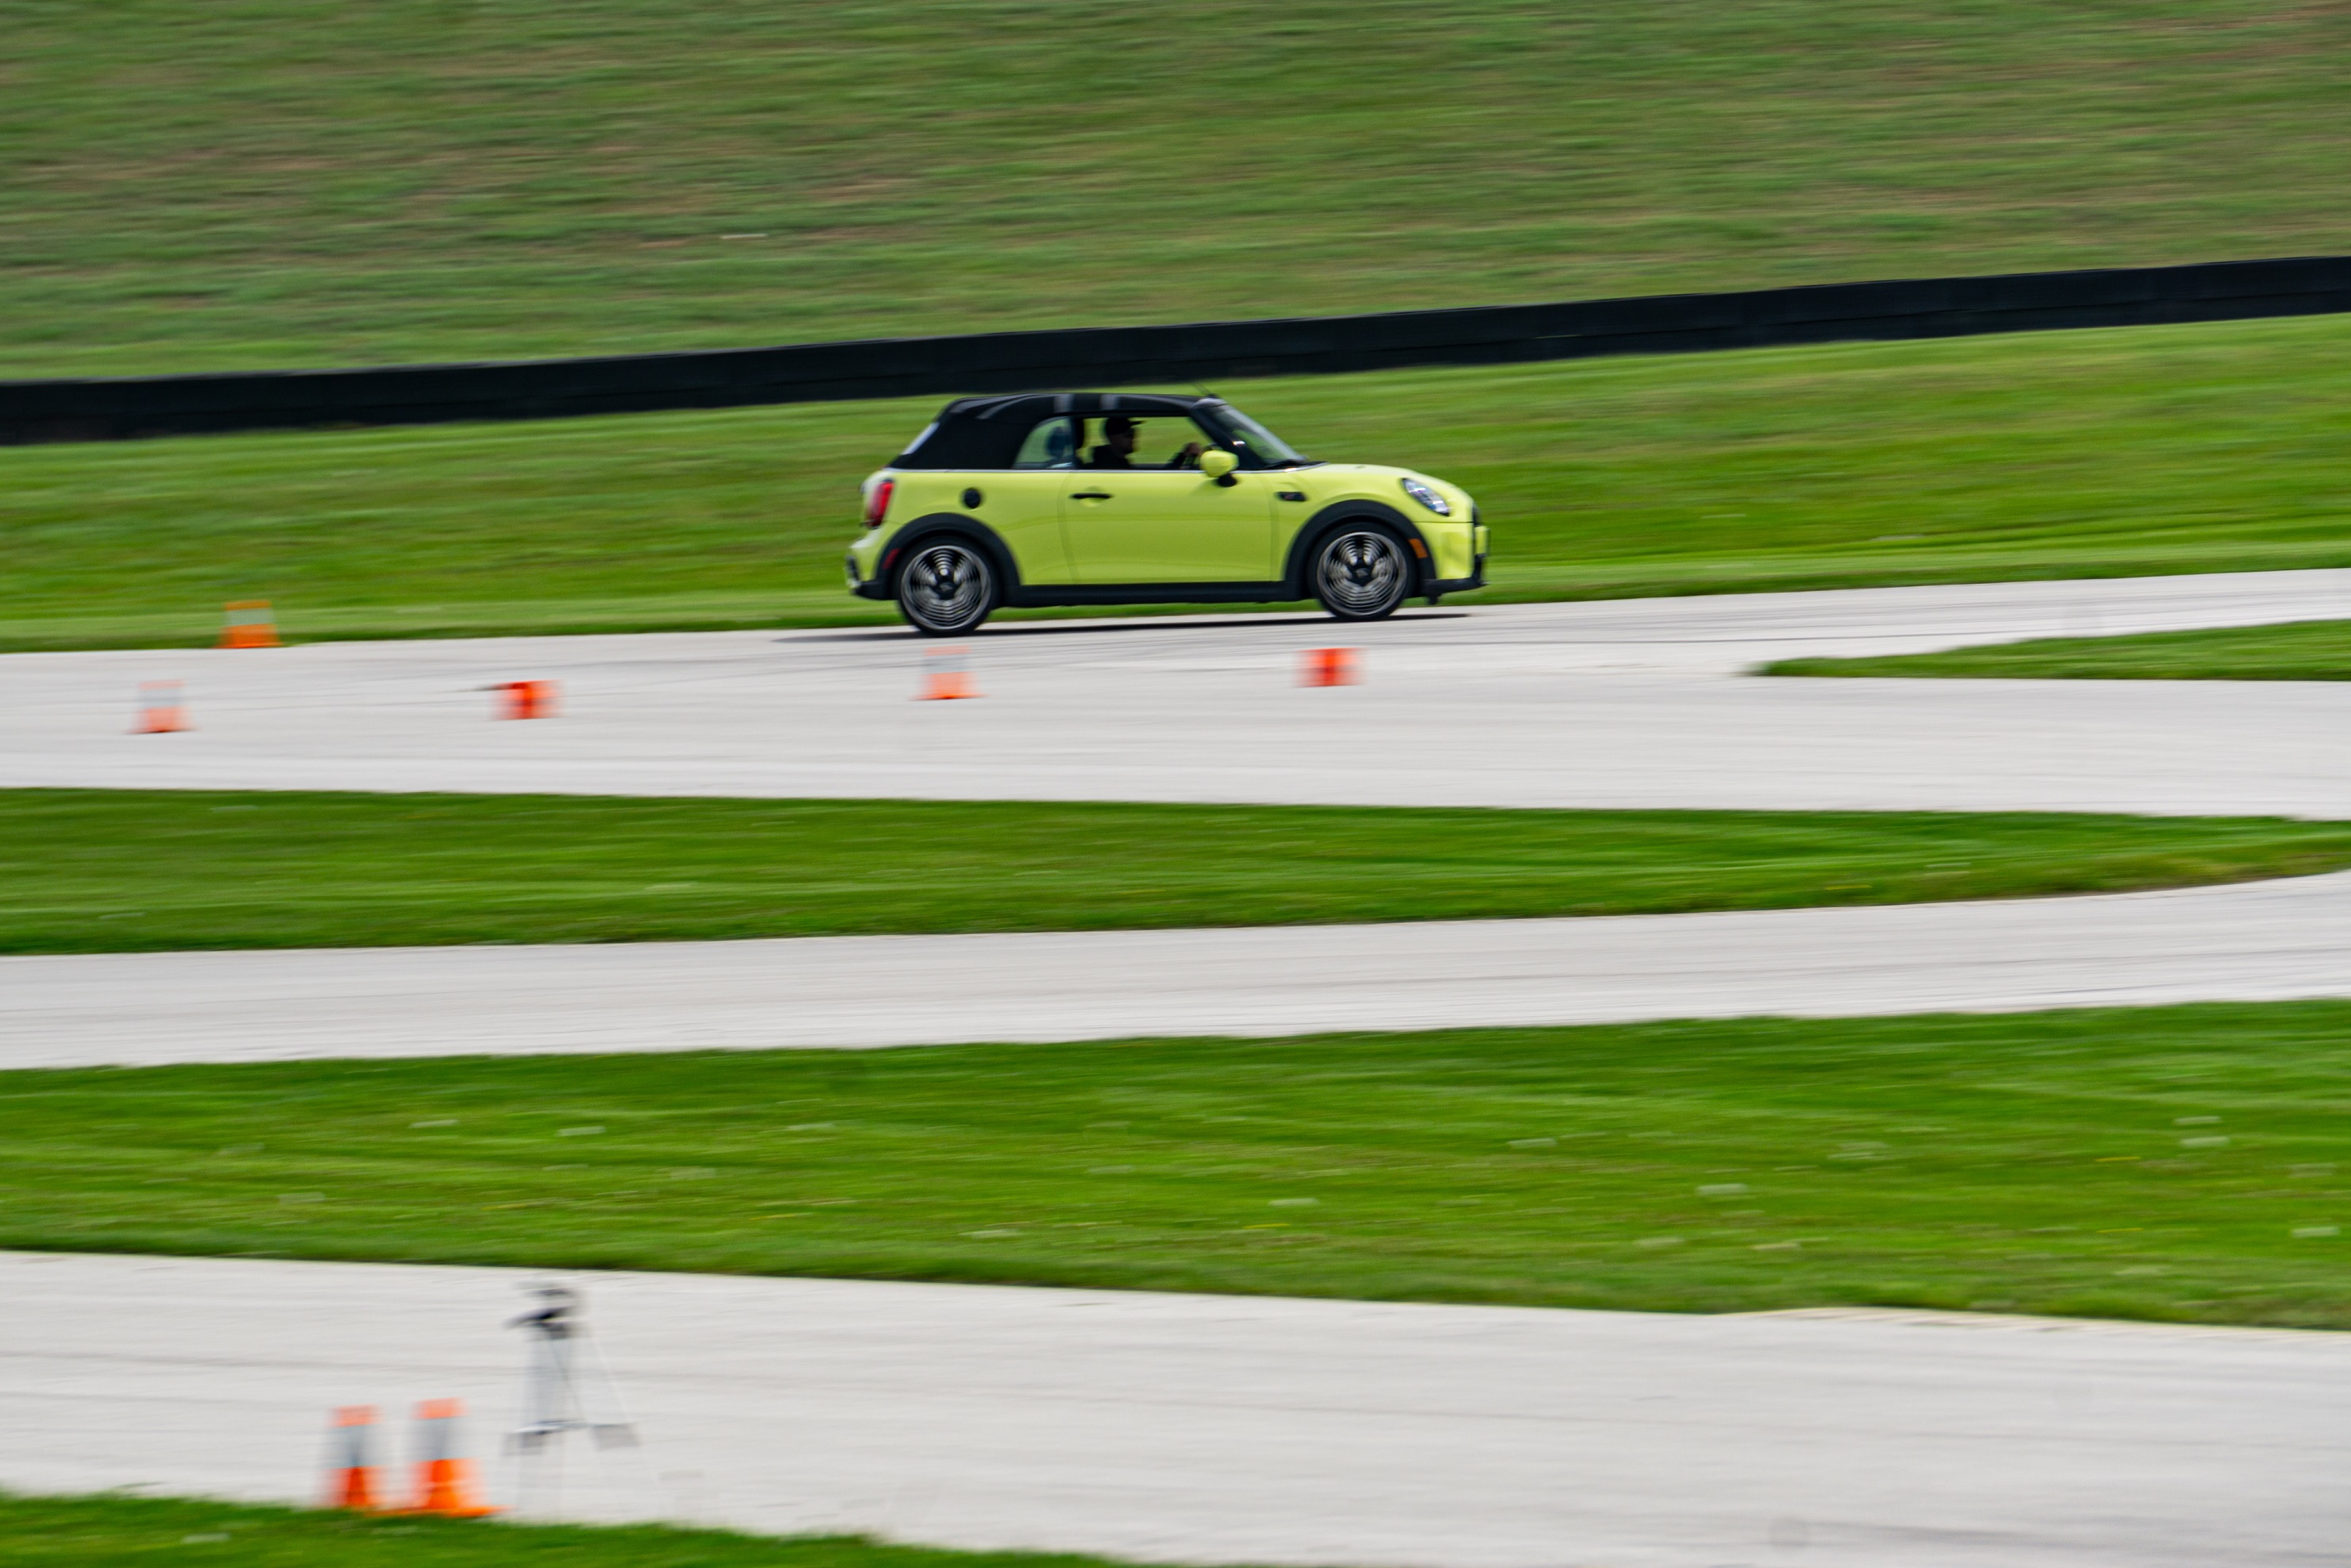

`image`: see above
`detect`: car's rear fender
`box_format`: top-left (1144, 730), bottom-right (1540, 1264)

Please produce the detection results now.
top-left (880, 514), bottom-right (1023, 597)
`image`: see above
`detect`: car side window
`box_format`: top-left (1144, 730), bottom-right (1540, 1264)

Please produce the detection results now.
top-left (1011, 417), bottom-right (1079, 469)
top-left (1073, 414), bottom-right (1223, 471)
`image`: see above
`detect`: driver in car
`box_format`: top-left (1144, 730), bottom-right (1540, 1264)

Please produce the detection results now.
top-left (1087, 415), bottom-right (1206, 470)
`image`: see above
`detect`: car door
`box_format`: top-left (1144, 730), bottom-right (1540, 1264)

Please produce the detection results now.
top-left (969, 469), bottom-right (1074, 585)
top-left (970, 416), bottom-right (1083, 585)
top-left (1060, 433), bottom-right (1277, 583)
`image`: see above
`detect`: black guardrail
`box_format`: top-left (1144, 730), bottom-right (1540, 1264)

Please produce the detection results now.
top-left (7, 253), bottom-right (2349, 444)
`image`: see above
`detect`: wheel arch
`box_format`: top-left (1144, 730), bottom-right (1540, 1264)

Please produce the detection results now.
top-left (1281, 500), bottom-right (1433, 598)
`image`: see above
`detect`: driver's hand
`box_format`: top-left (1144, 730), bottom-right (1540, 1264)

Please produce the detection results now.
top-left (1176, 440), bottom-right (1204, 468)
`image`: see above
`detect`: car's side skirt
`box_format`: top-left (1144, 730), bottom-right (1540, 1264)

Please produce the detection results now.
top-left (1004, 582), bottom-right (1297, 608)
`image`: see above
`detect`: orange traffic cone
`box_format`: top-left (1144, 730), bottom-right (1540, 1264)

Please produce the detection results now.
top-left (403, 1398), bottom-right (498, 1517)
top-left (1298, 647), bottom-right (1361, 688)
top-left (917, 646), bottom-right (979, 701)
top-left (219, 601), bottom-right (281, 649)
top-left (494, 680), bottom-right (558, 720)
top-left (132, 680), bottom-right (190, 733)
top-left (322, 1405), bottom-right (382, 1511)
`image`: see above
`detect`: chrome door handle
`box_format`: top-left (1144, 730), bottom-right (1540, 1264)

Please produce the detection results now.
top-left (1069, 491), bottom-right (1113, 500)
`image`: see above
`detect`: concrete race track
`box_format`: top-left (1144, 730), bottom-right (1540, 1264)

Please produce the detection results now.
top-left (10, 571), bottom-right (2351, 1566)
top-left (7, 1250), bottom-right (2350, 1568)
top-left (6, 569), bottom-right (2346, 1070)
top-left (6, 869), bottom-right (2348, 1069)
top-left (4, 569), bottom-right (2349, 815)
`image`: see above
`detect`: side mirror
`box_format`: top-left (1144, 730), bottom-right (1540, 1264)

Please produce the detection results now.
top-left (1199, 449), bottom-right (1238, 485)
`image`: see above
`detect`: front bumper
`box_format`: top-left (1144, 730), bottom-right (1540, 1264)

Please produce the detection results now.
top-left (1426, 550), bottom-right (1486, 598)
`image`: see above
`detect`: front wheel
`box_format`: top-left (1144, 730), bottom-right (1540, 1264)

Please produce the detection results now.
top-left (896, 539), bottom-right (998, 635)
top-left (1311, 524), bottom-right (1412, 620)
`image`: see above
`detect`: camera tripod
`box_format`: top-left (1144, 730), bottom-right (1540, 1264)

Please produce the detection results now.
top-left (507, 1283), bottom-right (641, 1515)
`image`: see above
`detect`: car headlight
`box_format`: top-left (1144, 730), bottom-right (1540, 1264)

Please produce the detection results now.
top-left (1399, 477), bottom-right (1451, 517)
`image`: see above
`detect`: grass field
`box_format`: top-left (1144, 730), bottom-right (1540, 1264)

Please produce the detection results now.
top-left (7, 790), bottom-right (2350, 956)
top-left (9, 1), bottom-right (2349, 377)
top-left (10, 314), bottom-right (2351, 651)
top-left (1767, 618), bottom-right (2351, 680)
top-left (10, 1002), bottom-right (2351, 1328)
top-left (0, 1493), bottom-right (1096, 1568)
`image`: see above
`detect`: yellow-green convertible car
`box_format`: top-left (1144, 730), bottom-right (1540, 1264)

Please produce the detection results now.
top-left (846, 392), bottom-right (1486, 634)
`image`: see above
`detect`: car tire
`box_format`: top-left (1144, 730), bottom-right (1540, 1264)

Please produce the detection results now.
top-left (895, 537), bottom-right (998, 635)
top-left (1310, 523), bottom-right (1413, 621)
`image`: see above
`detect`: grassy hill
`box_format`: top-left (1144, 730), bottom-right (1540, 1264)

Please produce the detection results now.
top-left (6, 312), bottom-right (2348, 649)
top-left (9, 0), bottom-right (2350, 377)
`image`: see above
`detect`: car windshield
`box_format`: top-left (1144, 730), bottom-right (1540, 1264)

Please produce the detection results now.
top-left (1207, 404), bottom-right (1312, 467)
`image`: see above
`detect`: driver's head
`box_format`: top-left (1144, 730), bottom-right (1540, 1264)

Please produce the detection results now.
top-left (1104, 415), bottom-right (1139, 453)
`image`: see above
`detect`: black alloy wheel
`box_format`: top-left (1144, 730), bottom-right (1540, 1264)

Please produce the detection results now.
top-left (897, 539), bottom-right (998, 635)
top-left (1311, 524), bottom-right (1411, 620)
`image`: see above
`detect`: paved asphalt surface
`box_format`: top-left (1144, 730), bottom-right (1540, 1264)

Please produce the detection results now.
top-left (5, 570), bottom-right (2349, 815)
top-left (10, 572), bottom-right (2351, 1564)
top-left (7, 1251), bottom-right (2349, 1568)
top-left (6, 869), bottom-right (2348, 1068)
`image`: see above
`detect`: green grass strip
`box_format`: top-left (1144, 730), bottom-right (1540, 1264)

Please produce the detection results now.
top-left (0, 1492), bottom-right (1101, 1567)
top-left (7, 790), bottom-right (2351, 955)
top-left (1766, 618), bottom-right (2351, 681)
top-left (10, 1003), bottom-right (2351, 1328)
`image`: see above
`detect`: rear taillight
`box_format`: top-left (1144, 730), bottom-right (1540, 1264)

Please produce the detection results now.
top-left (863, 477), bottom-right (895, 530)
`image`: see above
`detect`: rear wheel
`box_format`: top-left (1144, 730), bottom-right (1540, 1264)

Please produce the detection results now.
top-left (896, 539), bottom-right (998, 635)
top-left (1311, 524), bottom-right (1411, 620)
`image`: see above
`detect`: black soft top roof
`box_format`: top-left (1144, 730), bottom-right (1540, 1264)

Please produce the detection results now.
top-left (895, 392), bottom-right (1225, 469)
top-left (939, 392), bottom-right (1212, 420)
